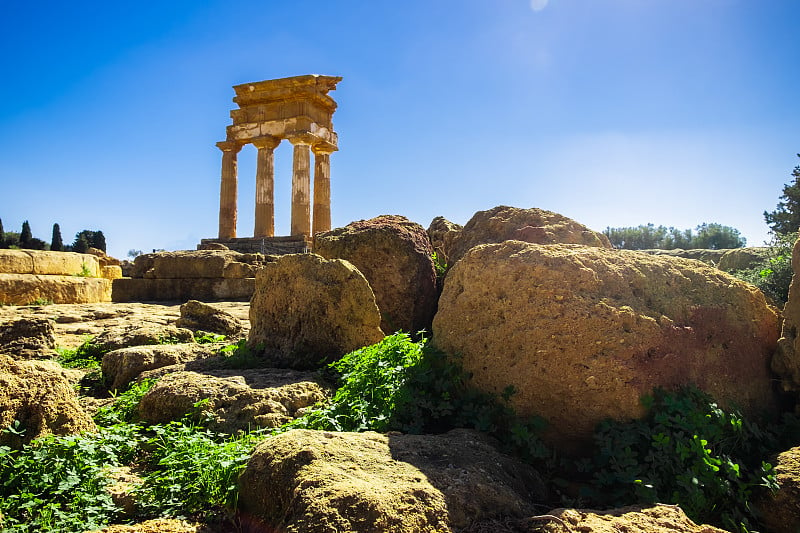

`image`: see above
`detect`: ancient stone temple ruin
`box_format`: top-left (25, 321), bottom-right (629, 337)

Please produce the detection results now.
top-left (199, 75), bottom-right (341, 254)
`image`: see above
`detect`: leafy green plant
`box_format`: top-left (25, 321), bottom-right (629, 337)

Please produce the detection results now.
top-left (74, 261), bottom-right (93, 277)
top-left (731, 233), bottom-right (794, 305)
top-left (582, 387), bottom-right (778, 532)
top-left (56, 337), bottom-right (102, 369)
top-left (194, 332), bottom-right (227, 344)
top-left (218, 339), bottom-right (263, 369)
top-left (0, 424), bottom-right (144, 532)
top-left (94, 379), bottom-right (156, 426)
top-left (27, 297), bottom-right (54, 306)
top-left (1, 411), bottom-right (265, 531)
top-left (431, 251), bottom-right (448, 278)
top-left (282, 333), bottom-right (552, 462)
top-left (136, 421), bottom-right (264, 518)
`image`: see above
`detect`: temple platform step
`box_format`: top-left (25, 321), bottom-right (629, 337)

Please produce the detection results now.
top-left (198, 236), bottom-right (310, 255)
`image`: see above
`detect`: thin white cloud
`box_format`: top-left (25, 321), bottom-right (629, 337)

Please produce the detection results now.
top-left (530, 0), bottom-right (549, 12)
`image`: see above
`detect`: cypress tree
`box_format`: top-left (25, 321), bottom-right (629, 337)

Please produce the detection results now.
top-left (20, 221), bottom-right (32, 248)
top-left (51, 223), bottom-right (64, 251)
top-left (0, 218), bottom-right (5, 248)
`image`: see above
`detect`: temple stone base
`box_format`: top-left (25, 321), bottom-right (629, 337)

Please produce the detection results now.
top-left (112, 278), bottom-right (255, 303)
top-left (198, 236), bottom-right (310, 255)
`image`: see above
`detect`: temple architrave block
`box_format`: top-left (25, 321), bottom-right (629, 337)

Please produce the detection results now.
top-left (203, 75), bottom-right (341, 254)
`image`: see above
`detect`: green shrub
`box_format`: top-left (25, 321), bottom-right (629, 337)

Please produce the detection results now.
top-left (730, 233), bottom-right (794, 305)
top-left (283, 333), bottom-right (551, 462)
top-left (582, 387), bottom-right (778, 532)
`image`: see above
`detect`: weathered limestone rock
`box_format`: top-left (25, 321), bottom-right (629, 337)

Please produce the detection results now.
top-left (101, 343), bottom-right (222, 392)
top-left (87, 247), bottom-right (121, 266)
top-left (528, 505), bottom-right (727, 533)
top-left (427, 216), bottom-right (462, 266)
top-left (174, 299), bottom-right (244, 338)
top-left (137, 368), bottom-right (328, 432)
top-left (130, 250), bottom-right (268, 279)
top-left (433, 242), bottom-right (780, 451)
top-left (101, 265), bottom-right (123, 280)
top-left (0, 249), bottom-right (100, 276)
top-left (756, 446), bottom-right (800, 533)
top-left (248, 254), bottom-right (384, 369)
top-left (446, 206), bottom-right (612, 267)
top-left (640, 248), bottom-right (728, 266)
top-left (0, 317), bottom-right (56, 359)
top-left (112, 277), bottom-right (255, 302)
top-left (114, 250), bottom-right (270, 302)
top-left (0, 354), bottom-right (96, 448)
top-left (772, 236), bottom-right (800, 393)
top-left (718, 247), bottom-right (770, 272)
top-left (86, 519), bottom-right (206, 533)
top-left (91, 324), bottom-right (195, 355)
top-left (238, 429), bottom-right (546, 533)
top-left (0, 273), bottom-right (112, 305)
top-left (315, 215), bottom-right (438, 334)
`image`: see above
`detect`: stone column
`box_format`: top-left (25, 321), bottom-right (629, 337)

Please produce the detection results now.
top-left (217, 140), bottom-right (242, 240)
top-left (312, 145), bottom-right (334, 235)
top-left (289, 136), bottom-right (312, 237)
top-left (252, 136), bottom-right (281, 238)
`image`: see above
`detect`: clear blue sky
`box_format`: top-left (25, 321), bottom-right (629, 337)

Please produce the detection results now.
top-left (1, 1), bottom-right (798, 259)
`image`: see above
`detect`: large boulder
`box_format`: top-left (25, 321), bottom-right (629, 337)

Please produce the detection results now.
top-left (101, 343), bottom-right (222, 392)
top-left (0, 317), bottom-right (56, 359)
top-left (0, 274), bottom-right (112, 305)
top-left (248, 254), bottom-right (384, 369)
top-left (433, 241), bottom-right (780, 451)
top-left (528, 505), bottom-right (727, 533)
top-left (314, 215), bottom-right (438, 335)
top-left (136, 368), bottom-right (328, 431)
top-left (445, 206), bottom-right (612, 267)
top-left (0, 354), bottom-right (96, 448)
top-left (771, 235), bottom-right (800, 393)
top-left (238, 429), bottom-right (546, 533)
top-left (756, 446), bottom-right (800, 533)
top-left (174, 299), bottom-right (243, 338)
top-left (427, 216), bottom-right (463, 266)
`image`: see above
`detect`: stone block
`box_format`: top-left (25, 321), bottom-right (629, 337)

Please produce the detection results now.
top-left (0, 250), bottom-right (34, 274)
top-left (111, 278), bottom-right (255, 302)
top-left (27, 251), bottom-right (100, 277)
top-left (0, 274), bottom-right (111, 305)
top-left (102, 265), bottom-right (123, 280)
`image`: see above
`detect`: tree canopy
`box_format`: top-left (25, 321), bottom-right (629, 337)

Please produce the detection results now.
top-left (764, 154), bottom-right (800, 236)
top-left (73, 230), bottom-right (106, 252)
top-left (604, 223), bottom-right (746, 250)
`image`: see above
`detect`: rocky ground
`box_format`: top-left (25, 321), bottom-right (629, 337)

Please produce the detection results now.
top-left (0, 301), bottom-right (251, 351)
